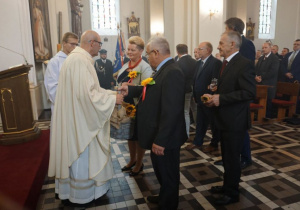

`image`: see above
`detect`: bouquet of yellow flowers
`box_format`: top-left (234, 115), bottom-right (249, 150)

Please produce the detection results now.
top-left (124, 103), bottom-right (136, 118)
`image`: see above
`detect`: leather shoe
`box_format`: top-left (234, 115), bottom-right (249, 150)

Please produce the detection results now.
top-left (129, 163), bottom-right (144, 176)
top-left (214, 160), bottom-right (223, 166)
top-left (121, 162), bottom-right (136, 171)
top-left (186, 144), bottom-right (202, 150)
top-left (147, 195), bottom-right (159, 204)
top-left (214, 195), bottom-right (239, 205)
top-left (202, 145), bottom-right (218, 153)
top-left (241, 161), bottom-right (252, 169)
top-left (210, 186), bottom-right (224, 194)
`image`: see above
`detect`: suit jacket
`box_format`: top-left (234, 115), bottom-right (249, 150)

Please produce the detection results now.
top-left (94, 58), bottom-right (115, 89)
top-left (255, 53), bottom-right (279, 98)
top-left (177, 55), bottom-right (197, 93)
top-left (215, 53), bottom-right (256, 131)
top-left (128, 59), bottom-right (187, 150)
top-left (282, 51), bottom-right (300, 82)
top-left (240, 35), bottom-right (256, 63)
top-left (193, 55), bottom-right (222, 103)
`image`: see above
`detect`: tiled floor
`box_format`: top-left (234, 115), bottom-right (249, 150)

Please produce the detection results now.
top-left (35, 122), bottom-right (300, 210)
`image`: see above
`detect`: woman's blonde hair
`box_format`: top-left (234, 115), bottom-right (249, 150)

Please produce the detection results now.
top-left (128, 36), bottom-right (145, 50)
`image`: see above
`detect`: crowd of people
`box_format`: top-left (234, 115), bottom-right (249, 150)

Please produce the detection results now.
top-left (43, 16), bottom-right (300, 209)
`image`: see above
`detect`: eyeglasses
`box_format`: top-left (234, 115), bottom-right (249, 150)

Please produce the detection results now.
top-left (145, 50), bottom-right (157, 58)
top-left (90, 40), bottom-right (103, 46)
top-left (68, 42), bottom-right (78, 46)
top-left (199, 48), bottom-right (206, 51)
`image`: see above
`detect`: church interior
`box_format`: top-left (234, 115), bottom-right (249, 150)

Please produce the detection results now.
top-left (0, 0), bottom-right (300, 209)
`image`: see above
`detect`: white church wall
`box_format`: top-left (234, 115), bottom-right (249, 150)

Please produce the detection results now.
top-left (199, 0), bottom-right (225, 56)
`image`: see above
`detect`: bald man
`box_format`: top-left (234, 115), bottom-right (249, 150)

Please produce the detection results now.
top-left (48, 30), bottom-right (124, 205)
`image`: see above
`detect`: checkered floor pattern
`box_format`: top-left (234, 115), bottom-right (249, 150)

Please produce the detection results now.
top-left (32, 122), bottom-right (300, 210)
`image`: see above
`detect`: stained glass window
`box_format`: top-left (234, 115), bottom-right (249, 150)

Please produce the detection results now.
top-left (91, 0), bottom-right (119, 35)
top-left (258, 0), bottom-right (277, 39)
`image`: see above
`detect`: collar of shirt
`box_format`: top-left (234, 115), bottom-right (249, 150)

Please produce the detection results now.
top-left (156, 57), bottom-right (172, 72)
top-left (180, 54), bottom-right (188, 58)
top-left (264, 52), bottom-right (271, 58)
top-left (58, 51), bottom-right (68, 58)
top-left (200, 54), bottom-right (212, 65)
top-left (225, 51), bottom-right (239, 63)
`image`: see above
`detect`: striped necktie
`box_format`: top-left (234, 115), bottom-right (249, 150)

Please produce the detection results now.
top-left (288, 51), bottom-right (297, 70)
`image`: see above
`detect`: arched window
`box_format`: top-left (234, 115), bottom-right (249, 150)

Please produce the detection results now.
top-left (258, 0), bottom-right (277, 39)
top-left (91, 0), bottom-right (120, 35)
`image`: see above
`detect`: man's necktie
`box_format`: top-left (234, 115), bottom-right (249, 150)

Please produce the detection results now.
top-left (151, 69), bottom-right (157, 77)
top-left (220, 60), bottom-right (228, 76)
top-left (196, 60), bottom-right (203, 78)
top-left (288, 51), bottom-right (296, 70)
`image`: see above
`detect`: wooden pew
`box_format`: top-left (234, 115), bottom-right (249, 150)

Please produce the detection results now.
top-left (272, 82), bottom-right (300, 121)
top-left (250, 85), bottom-right (268, 124)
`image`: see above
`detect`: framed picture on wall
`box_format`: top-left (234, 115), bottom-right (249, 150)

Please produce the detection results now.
top-left (29, 0), bottom-right (52, 62)
top-left (127, 12), bottom-right (140, 38)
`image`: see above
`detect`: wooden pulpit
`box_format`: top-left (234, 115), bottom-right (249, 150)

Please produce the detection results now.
top-left (0, 65), bottom-right (41, 145)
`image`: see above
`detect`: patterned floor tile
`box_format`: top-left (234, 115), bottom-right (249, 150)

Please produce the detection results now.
top-left (34, 122), bottom-right (300, 209)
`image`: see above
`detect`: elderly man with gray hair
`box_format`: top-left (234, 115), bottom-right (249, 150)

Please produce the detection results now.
top-left (120, 36), bottom-right (187, 209)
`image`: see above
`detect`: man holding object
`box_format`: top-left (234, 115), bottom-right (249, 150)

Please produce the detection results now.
top-left (120, 36), bottom-right (186, 210)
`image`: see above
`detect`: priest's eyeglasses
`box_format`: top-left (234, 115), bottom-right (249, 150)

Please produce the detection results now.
top-left (90, 40), bottom-right (103, 46)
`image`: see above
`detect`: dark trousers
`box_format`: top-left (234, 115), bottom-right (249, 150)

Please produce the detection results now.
top-left (221, 130), bottom-right (246, 199)
top-left (241, 131), bottom-right (252, 163)
top-left (194, 104), bottom-right (219, 147)
top-left (151, 148), bottom-right (180, 210)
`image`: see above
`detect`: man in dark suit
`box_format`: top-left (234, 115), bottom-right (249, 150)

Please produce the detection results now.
top-left (272, 45), bottom-right (282, 59)
top-left (120, 37), bottom-right (186, 210)
top-left (282, 39), bottom-right (300, 113)
top-left (186, 42), bottom-right (222, 152)
top-left (214, 17), bottom-right (255, 169)
top-left (204, 31), bottom-right (256, 205)
top-left (256, 42), bottom-right (279, 118)
top-left (176, 44), bottom-right (197, 139)
top-left (94, 49), bottom-right (115, 89)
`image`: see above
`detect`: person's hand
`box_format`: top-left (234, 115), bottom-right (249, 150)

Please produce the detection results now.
top-left (255, 75), bottom-right (262, 83)
top-left (207, 85), bottom-right (218, 92)
top-left (116, 94), bottom-right (124, 105)
top-left (118, 84), bottom-right (128, 96)
top-left (286, 73), bottom-right (293, 79)
top-left (204, 94), bottom-right (220, 107)
top-left (152, 143), bottom-right (165, 156)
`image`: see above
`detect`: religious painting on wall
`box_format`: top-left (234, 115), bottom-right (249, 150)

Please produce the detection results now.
top-left (127, 12), bottom-right (140, 38)
top-left (69, 0), bottom-right (83, 40)
top-left (29, 0), bottom-right (52, 62)
top-left (246, 18), bottom-right (255, 41)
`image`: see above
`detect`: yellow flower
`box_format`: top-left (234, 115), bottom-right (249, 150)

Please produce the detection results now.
top-left (141, 78), bottom-right (155, 86)
top-left (125, 104), bottom-right (136, 118)
top-left (128, 71), bottom-right (138, 79)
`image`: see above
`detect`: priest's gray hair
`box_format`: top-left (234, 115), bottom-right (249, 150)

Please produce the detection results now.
top-left (147, 36), bottom-right (170, 55)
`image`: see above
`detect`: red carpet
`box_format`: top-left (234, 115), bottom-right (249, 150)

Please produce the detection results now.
top-left (0, 130), bottom-right (50, 210)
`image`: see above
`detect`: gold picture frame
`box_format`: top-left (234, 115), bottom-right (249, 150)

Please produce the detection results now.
top-left (127, 12), bottom-right (140, 38)
top-left (246, 18), bottom-right (255, 41)
top-left (29, 0), bottom-right (52, 62)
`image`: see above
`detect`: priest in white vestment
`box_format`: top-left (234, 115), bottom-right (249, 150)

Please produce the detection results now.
top-left (48, 30), bottom-right (124, 204)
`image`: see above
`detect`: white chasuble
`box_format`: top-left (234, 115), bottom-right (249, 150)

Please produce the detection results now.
top-left (48, 47), bottom-right (116, 203)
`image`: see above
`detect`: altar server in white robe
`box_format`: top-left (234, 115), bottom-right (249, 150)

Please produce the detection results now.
top-left (44, 32), bottom-right (79, 113)
top-left (48, 30), bottom-right (124, 204)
